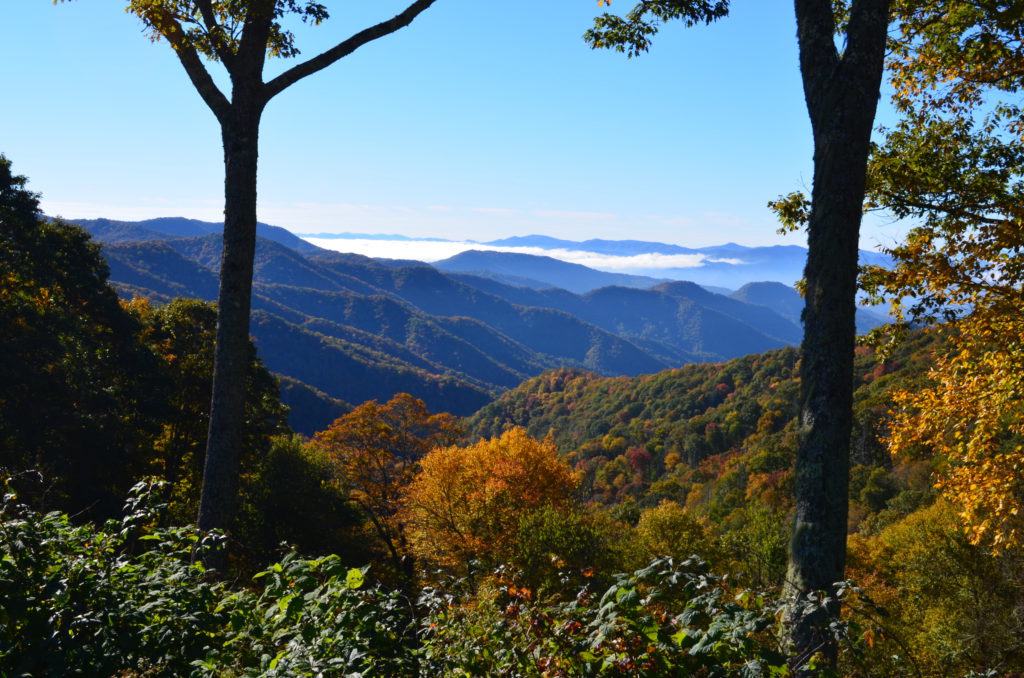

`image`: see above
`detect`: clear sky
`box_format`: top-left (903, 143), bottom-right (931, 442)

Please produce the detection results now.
top-left (1, 1), bottom-right (906, 250)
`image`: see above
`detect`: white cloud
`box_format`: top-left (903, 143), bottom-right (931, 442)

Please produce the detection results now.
top-left (302, 238), bottom-right (743, 271)
top-left (302, 238), bottom-right (475, 261)
top-left (543, 249), bottom-right (711, 270)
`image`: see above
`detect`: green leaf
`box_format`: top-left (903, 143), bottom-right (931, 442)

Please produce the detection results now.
top-left (346, 568), bottom-right (364, 589)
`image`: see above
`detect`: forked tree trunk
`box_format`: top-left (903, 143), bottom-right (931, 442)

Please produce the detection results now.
top-left (196, 106), bottom-right (262, 542)
top-left (787, 0), bottom-right (889, 670)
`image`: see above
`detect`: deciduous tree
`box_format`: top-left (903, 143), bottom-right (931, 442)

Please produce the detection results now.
top-left (78, 0), bottom-right (443, 540)
top-left (858, 1), bottom-right (1024, 554)
top-left (403, 427), bottom-right (579, 572)
top-left (587, 1), bottom-right (890, 667)
top-left (313, 393), bottom-right (461, 582)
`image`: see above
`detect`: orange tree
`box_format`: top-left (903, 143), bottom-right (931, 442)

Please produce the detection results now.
top-left (402, 427), bottom-right (580, 574)
top-left (312, 393), bottom-right (461, 582)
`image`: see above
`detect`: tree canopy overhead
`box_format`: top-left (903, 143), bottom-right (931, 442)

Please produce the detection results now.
top-left (124, 0), bottom-right (439, 117)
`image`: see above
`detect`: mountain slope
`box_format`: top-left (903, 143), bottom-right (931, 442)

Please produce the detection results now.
top-left (95, 235), bottom-right (677, 431)
top-left (73, 216), bottom-right (323, 254)
top-left (433, 250), bottom-right (671, 293)
top-left (468, 331), bottom-right (938, 509)
top-left (88, 224), bottom-right (895, 434)
top-left (730, 281), bottom-right (889, 334)
top-left (480, 235), bottom-right (894, 289)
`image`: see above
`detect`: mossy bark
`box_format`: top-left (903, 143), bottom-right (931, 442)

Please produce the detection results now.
top-left (787, 0), bottom-right (890, 670)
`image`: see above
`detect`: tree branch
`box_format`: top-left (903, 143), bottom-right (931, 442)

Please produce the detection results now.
top-left (794, 0), bottom-right (840, 104)
top-left (890, 195), bottom-right (1009, 225)
top-left (263, 0), bottom-right (439, 101)
top-left (845, 0), bottom-right (890, 85)
top-left (195, 0), bottom-right (236, 68)
top-left (236, 0), bottom-right (274, 83)
top-left (154, 11), bottom-right (231, 122)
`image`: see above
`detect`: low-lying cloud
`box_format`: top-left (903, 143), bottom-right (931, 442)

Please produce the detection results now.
top-left (301, 237), bottom-right (745, 271)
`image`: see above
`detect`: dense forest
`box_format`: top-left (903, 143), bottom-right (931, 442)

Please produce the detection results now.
top-left (6, 0), bottom-right (1024, 677)
top-left (4, 148), bottom-right (1024, 674)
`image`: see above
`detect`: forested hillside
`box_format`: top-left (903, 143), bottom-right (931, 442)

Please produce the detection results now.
top-left (82, 224), bottom-right (859, 433)
top-left (469, 332), bottom-right (937, 517)
top-left (5, 154), bottom-right (1024, 675)
top-left (7, 0), bottom-right (1024, 673)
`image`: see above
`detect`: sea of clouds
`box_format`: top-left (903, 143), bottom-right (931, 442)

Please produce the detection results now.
top-left (301, 237), bottom-right (742, 272)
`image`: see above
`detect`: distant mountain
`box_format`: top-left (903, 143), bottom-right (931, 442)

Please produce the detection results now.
top-left (729, 281), bottom-right (888, 335)
top-left (730, 281), bottom-right (804, 319)
top-left (482, 235), bottom-right (894, 289)
top-left (433, 250), bottom-right (672, 293)
top-left (70, 216), bottom-right (323, 254)
top-left (84, 223), bottom-right (893, 433)
top-left (443, 274), bottom-right (793, 361)
top-left (484, 235), bottom-right (704, 256)
top-left (98, 235), bottom-right (691, 431)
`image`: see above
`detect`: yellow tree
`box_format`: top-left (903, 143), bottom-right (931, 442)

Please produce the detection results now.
top-left (887, 314), bottom-right (1024, 552)
top-left (313, 393), bottom-right (461, 581)
top-left (402, 427), bottom-right (579, 571)
top-left (858, 1), bottom-right (1024, 553)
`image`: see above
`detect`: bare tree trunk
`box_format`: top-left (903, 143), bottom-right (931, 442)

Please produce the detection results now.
top-left (196, 106), bottom-right (262, 546)
top-left (787, 0), bottom-right (889, 670)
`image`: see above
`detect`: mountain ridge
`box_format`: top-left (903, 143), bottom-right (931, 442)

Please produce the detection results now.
top-left (80, 221), bottom-right (890, 434)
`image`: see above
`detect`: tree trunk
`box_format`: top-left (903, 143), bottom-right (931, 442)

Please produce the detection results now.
top-left (196, 105), bottom-right (262, 545)
top-left (787, 0), bottom-right (889, 670)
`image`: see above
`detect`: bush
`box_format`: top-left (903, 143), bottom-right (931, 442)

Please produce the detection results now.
top-left (0, 479), bottom-right (225, 676)
top-left (419, 557), bottom-right (791, 677)
top-left (0, 479), bottom-right (416, 677)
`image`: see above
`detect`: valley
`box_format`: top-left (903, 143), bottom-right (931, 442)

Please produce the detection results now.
top-left (79, 216), bottom-right (887, 433)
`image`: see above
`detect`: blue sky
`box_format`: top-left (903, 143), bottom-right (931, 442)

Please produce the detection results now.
top-left (1, 1), bottom-right (906, 250)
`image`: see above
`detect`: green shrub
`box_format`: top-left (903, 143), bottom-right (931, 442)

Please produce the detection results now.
top-left (0, 479), bottom-right (415, 677)
top-left (419, 557), bottom-right (792, 677)
top-left (0, 478), bottom-right (225, 676)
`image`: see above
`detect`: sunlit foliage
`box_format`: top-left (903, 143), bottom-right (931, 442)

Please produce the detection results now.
top-left (127, 0), bottom-right (329, 60)
top-left (403, 427), bottom-right (579, 572)
top-left (887, 315), bottom-right (1024, 552)
top-left (847, 500), bottom-right (1024, 674)
top-left (853, 1), bottom-right (1024, 553)
top-left (312, 393), bottom-right (462, 580)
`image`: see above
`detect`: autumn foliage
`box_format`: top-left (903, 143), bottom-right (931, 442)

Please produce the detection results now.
top-left (313, 393), bottom-right (461, 577)
top-left (403, 427), bottom-right (579, 570)
top-left (887, 315), bottom-right (1024, 552)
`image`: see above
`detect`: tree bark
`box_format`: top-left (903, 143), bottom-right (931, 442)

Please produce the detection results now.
top-left (138, 1), bottom-right (442, 569)
top-left (196, 103), bottom-right (263, 544)
top-left (787, 0), bottom-right (889, 670)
